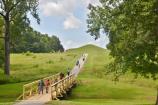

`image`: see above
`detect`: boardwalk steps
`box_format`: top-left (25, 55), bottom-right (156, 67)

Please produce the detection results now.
top-left (15, 54), bottom-right (88, 105)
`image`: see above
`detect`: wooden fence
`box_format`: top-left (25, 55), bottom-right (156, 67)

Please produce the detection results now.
top-left (23, 73), bottom-right (60, 99)
top-left (51, 73), bottom-right (75, 100)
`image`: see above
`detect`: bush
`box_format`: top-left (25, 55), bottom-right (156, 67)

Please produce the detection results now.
top-left (33, 64), bottom-right (39, 68)
top-left (32, 55), bottom-right (37, 59)
top-left (59, 57), bottom-right (65, 62)
top-left (46, 60), bottom-right (54, 64)
top-left (25, 51), bottom-right (33, 56)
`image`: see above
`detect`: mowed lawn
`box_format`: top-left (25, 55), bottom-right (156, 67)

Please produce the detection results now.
top-left (0, 45), bottom-right (157, 105)
top-left (0, 51), bottom-right (81, 102)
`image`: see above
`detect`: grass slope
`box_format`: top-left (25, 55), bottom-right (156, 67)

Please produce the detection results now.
top-left (0, 44), bottom-right (157, 105)
top-left (48, 44), bottom-right (157, 105)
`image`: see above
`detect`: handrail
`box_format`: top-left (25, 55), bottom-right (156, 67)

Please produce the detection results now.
top-left (23, 73), bottom-right (60, 100)
top-left (51, 73), bottom-right (75, 100)
top-left (51, 73), bottom-right (74, 87)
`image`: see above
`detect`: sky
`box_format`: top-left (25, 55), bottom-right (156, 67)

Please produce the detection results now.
top-left (30, 0), bottom-right (109, 50)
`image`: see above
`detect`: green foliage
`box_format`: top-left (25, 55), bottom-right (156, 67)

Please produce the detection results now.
top-left (25, 51), bottom-right (33, 56)
top-left (87, 0), bottom-right (158, 79)
top-left (11, 27), bottom-right (64, 53)
top-left (46, 60), bottom-right (54, 64)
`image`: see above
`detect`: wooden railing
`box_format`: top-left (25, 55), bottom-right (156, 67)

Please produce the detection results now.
top-left (51, 73), bottom-right (75, 100)
top-left (23, 73), bottom-right (60, 99)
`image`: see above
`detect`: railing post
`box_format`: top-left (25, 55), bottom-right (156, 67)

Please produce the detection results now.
top-left (23, 86), bottom-right (25, 100)
top-left (30, 85), bottom-right (32, 96)
top-left (51, 86), bottom-right (52, 99)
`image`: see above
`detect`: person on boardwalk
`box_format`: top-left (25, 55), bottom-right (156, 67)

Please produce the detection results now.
top-left (60, 72), bottom-right (65, 79)
top-left (76, 60), bottom-right (79, 66)
top-left (83, 57), bottom-right (85, 61)
top-left (45, 79), bottom-right (50, 93)
top-left (76, 60), bottom-right (80, 68)
top-left (38, 79), bottom-right (45, 94)
top-left (67, 68), bottom-right (70, 76)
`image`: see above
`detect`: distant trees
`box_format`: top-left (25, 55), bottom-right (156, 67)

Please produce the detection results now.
top-left (11, 27), bottom-right (64, 53)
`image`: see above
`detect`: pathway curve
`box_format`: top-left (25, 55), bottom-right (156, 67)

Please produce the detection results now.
top-left (14, 53), bottom-right (88, 105)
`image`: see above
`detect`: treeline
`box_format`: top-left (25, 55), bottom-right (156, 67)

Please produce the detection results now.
top-left (11, 27), bottom-right (64, 53)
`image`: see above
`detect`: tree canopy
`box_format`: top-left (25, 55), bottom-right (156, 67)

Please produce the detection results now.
top-left (11, 27), bottom-right (64, 53)
top-left (87, 0), bottom-right (158, 79)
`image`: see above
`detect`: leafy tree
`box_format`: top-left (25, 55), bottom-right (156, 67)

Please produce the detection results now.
top-left (0, 0), bottom-right (40, 75)
top-left (87, 0), bottom-right (158, 103)
top-left (87, 0), bottom-right (158, 78)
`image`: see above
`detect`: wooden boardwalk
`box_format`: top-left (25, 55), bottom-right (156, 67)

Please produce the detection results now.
top-left (14, 54), bottom-right (88, 105)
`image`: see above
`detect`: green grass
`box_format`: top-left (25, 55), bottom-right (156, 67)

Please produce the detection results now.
top-left (0, 83), bottom-right (23, 102)
top-left (46, 100), bottom-right (153, 105)
top-left (0, 52), bottom-right (80, 103)
top-left (0, 44), bottom-right (157, 105)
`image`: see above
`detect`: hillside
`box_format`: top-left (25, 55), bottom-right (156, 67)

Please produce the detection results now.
top-left (0, 44), bottom-right (107, 102)
top-left (66, 44), bottom-right (107, 55)
top-left (0, 44), bottom-right (157, 104)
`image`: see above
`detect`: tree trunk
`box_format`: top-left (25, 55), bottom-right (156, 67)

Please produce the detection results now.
top-left (4, 15), bottom-right (10, 75)
top-left (156, 88), bottom-right (158, 105)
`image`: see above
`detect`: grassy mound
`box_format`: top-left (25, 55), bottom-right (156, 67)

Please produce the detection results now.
top-left (0, 44), bottom-right (157, 104)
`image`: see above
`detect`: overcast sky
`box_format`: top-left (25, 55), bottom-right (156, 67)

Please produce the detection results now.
top-left (30, 0), bottom-right (109, 49)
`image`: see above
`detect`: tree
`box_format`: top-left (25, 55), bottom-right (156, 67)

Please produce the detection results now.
top-left (87, 0), bottom-right (158, 104)
top-left (0, 0), bottom-right (40, 75)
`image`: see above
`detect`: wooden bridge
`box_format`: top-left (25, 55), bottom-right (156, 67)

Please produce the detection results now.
top-left (15, 54), bottom-right (88, 105)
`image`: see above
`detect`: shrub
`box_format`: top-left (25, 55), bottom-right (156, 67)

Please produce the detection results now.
top-left (46, 60), bottom-right (54, 64)
top-left (33, 64), bottom-right (39, 68)
top-left (59, 57), bottom-right (65, 62)
top-left (25, 51), bottom-right (33, 56)
top-left (32, 55), bottom-right (37, 59)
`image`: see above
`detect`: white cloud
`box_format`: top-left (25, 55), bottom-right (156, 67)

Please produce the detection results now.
top-left (39, 0), bottom-right (81, 30)
top-left (63, 15), bottom-right (81, 30)
top-left (39, 0), bottom-right (77, 16)
top-left (62, 40), bottom-right (78, 50)
top-left (39, 0), bottom-right (100, 30)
